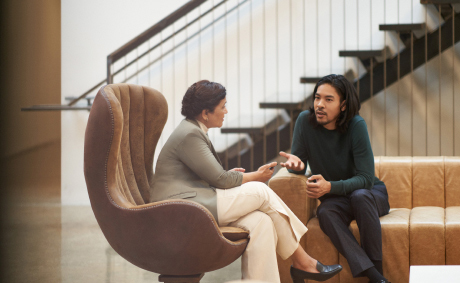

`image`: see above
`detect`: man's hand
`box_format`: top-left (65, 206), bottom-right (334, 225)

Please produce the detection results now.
top-left (230, 168), bottom-right (246, 172)
top-left (306, 174), bottom-right (331, 198)
top-left (279, 151), bottom-right (305, 171)
top-left (257, 162), bottom-right (277, 183)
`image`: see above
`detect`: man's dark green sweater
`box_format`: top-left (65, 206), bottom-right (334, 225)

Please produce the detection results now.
top-left (289, 110), bottom-right (384, 201)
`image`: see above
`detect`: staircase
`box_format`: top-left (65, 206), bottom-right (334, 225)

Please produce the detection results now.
top-left (23, 0), bottom-right (460, 168)
top-left (223, 1), bottom-right (460, 170)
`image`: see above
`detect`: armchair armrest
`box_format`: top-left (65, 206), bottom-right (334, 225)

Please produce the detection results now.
top-left (268, 168), bottom-right (317, 225)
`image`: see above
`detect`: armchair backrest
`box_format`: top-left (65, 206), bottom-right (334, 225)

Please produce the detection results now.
top-left (375, 156), bottom-right (460, 209)
top-left (84, 84), bottom-right (167, 209)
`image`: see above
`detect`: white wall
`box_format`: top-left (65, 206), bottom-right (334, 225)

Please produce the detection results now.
top-left (61, 0), bottom-right (188, 205)
top-left (62, 0), bottom-right (460, 205)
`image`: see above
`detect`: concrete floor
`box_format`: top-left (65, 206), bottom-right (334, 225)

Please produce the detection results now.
top-left (0, 146), bottom-right (286, 282)
top-left (2, 202), bottom-right (243, 283)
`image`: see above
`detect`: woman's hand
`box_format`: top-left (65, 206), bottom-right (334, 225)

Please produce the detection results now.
top-left (257, 162), bottom-right (278, 183)
top-left (279, 151), bottom-right (305, 171)
top-left (230, 168), bottom-right (246, 172)
top-left (241, 162), bottom-right (277, 184)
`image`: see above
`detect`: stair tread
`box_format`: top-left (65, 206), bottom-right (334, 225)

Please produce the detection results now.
top-left (379, 23), bottom-right (426, 32)
top-left (259, 101), bottom-right (305, 110)
top-left (21, 105), bottom-right (92, 111)
top-left (421, 0), bottom-right (460, 4)
top-left (339, 49), bottom-right (386, 58)
top-left (220, 127), bottom-right (264, 134)
top-left (65, 96), bottom-right (95, 100)
top-left (299, 77), bottom-right (323, 84)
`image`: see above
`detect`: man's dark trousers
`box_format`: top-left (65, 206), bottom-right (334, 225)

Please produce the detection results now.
top-left (316, 185), bottom-right (390, 277)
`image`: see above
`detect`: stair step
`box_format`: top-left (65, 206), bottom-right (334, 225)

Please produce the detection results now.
top-left (379, 23), bottom-right (426, 32)
top-left (421, 0), bottom-right (460, 4)
top-left (21, 105), bottom-right (92, 111)
top-left (259, 101), bottom-right (305, 110)
top-left (220, 122), bottom-right (291, 170)
top-left (354, 11), bottom-right (460, 103)
top-left (65, 96), bottom-right (95, 106)
top-left (339, 49), bottom-right (386, 59)
top-left (299, 77), bottom-right (322, 84)
top-left (220, 127), bottom-right (264, 135)
top-left (65, 96), bottom-right (96, 100)
top-left (221, 111), bottom-right (290, 136)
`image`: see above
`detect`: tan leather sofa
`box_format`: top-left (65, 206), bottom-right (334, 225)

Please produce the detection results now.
top-left (269, 156), bottom-right (460, 283)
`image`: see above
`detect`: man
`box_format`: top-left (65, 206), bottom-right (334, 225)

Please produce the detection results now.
top-left (279, 74), bottom-right (390, 283)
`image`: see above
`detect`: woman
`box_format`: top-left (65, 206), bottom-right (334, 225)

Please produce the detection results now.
top-left (151, 80), bottom-right (342, 283)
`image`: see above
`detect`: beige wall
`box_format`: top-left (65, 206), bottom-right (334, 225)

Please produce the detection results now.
top-left (0, 0), bottom-right (61, 203)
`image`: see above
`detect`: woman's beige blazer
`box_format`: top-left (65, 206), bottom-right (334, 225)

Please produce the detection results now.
top-left (151, 119), bottom-right (243, 222)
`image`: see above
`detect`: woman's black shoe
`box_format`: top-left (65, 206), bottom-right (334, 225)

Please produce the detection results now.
top-left (290, 261), bottom-right (343, 283)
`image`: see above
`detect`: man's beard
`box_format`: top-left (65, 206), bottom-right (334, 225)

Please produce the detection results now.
top-left (316, 118), bottom-right (331, 126)
top-left (315, 110), bottom-right (330, 125)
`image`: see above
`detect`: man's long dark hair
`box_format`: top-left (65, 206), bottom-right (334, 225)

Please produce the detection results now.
top-left (308, 74), bottom-right (361, 133)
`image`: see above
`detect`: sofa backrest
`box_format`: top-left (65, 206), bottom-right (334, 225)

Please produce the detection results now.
top-left (375, 156), bottom-right (460, 209)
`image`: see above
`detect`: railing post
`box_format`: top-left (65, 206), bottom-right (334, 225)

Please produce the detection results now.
top-left (107, 56), bottom-right (112, 84)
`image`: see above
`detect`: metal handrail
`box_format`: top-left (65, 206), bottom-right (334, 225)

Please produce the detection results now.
top-left (118, 0), bottom-right (249, 85)
top-left (109, 0), bottom-right (229, 83)
top-left (107, 0), bottom-right (209, 83)
top-left (108, 0), bottom-right (207, 66)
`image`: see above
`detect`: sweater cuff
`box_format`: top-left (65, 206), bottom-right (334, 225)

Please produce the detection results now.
top-left (236, 171), bottom-right (243, 186)
top-left (288, 168), bottom-right (306, 175)
top-left (329, 181), bottom-right (344, 195)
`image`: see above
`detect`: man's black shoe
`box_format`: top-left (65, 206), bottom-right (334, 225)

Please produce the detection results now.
top-left (369, 280), bottom-right (390, 283)
top-left (290, 261), bottom-right (342, 282)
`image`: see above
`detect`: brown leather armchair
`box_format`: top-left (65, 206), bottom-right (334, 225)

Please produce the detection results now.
top-left (84, 84), bottom-right (249, 283)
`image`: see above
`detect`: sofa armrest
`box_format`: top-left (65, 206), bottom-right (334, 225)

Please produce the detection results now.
top-left (268, 168), bottom-right (317, 225)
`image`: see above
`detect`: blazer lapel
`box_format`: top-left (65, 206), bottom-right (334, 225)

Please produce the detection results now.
top-left (207, 136), bottom-right (222, 166)
top-left (186, 119), bottom-right (223, 166)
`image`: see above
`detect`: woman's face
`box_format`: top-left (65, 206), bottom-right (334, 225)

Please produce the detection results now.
top-left (206, 98), bottom-right (228, 128)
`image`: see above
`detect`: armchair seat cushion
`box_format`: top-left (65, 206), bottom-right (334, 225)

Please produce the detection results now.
top-left (219, 226), bottom-right (249, 241)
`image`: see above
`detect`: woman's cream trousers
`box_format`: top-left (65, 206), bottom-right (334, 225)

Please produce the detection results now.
top-left (217, 181), bottom-right (308, 283)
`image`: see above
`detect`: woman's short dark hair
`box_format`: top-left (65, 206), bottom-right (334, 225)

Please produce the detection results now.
top-left (181, 80), bottom-right (227, 119)
top-left (308, 74), bottom-right (361, 133)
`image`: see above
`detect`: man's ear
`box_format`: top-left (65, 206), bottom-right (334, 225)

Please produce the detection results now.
top-left (341, 100), bottom-right (346, 111)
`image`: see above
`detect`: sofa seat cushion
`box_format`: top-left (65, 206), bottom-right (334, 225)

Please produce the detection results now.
top-left (410, 206), bottom-right (445, 265)
top-left (337, 208), bottom-right (410, 283)
top-left (380, 208), bottom-right (411, 283)
top-left (446, 206), bottom-right (460, 265)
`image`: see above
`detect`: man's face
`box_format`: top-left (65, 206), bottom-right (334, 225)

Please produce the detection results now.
top-left (313, 84), bottom-right (345, 130)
